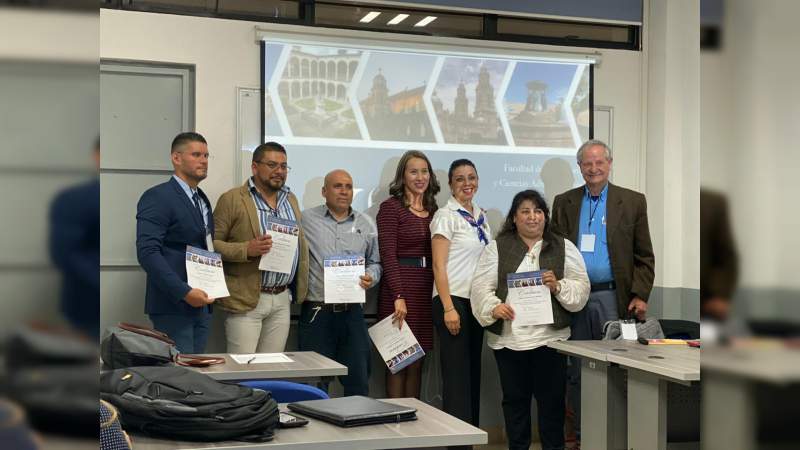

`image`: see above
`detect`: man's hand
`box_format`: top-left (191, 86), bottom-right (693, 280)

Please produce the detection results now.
top-left (492, 303), bottom-right (515, 321)
top-left (184, 288), bottom-right (214, 308)
top-left (628, 297), bottom-right (648, 321)
top-left (359, 273), bottom-right (373, 290)
top-left (247, 234), bottom-right (272, 257)
top-left (541, 270), bottom-right (561, 294)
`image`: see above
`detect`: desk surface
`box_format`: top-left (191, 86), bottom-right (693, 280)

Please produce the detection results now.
top-left (701, 346), bottom-right (800, 384)
top-left (548, 340), bottom-right (700, 381)
top-left (129, 398), bottom-right (488, 450)
top-left (193, 352), bottom-right (348, 381)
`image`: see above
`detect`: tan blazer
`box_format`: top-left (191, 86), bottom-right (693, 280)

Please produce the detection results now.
top-left (551, 183), bottom-right (655, 319)
top-left (212, 182), bottom-right (309, 313)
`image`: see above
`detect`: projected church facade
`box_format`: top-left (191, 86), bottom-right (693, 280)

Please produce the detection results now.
top-left (434, 65), bottom-right (506, 145)
top-left (360, 70), bottom-right (434, 142)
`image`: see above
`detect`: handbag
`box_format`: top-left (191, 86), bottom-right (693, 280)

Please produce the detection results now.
top-left (602, 316), bottom-right (665, 340)
top-left (101, 322), bottom-right (224, 369)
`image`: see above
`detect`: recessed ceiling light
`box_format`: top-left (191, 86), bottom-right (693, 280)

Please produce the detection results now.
top-left (387, 13), bottom-right (409, 25)
top-left (359, 11), bottom-right (381, 23)
top-left (414, 16), bottom-right (437, 27)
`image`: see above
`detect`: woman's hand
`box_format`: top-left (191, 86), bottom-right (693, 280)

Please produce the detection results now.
top-left (393, 298), bottom-right (407, 329)
top-left (444, 307), bottom-right (461, 335)
top-left (541, 270), bottom-right (561, 295)
top-left (491, 303), bottom-right (515, 321)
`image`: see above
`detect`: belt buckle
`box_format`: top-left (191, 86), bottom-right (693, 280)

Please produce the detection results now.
top-left (332, 303), bottom-right (347, 313)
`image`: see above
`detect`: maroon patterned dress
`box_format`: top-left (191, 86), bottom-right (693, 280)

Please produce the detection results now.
top-left (377, 197), bottom-right (434, 351)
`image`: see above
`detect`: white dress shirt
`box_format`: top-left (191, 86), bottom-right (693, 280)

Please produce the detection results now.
top-left (470, 237), bottom-right (590, 351)
top-left (430, 196), bottom-right (492, 299)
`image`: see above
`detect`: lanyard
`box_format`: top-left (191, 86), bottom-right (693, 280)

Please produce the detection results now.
top-left (587, 192), bottom-right (602, 227)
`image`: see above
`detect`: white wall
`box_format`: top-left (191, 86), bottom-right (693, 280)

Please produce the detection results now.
top-left (701, 0), bottom-right (800, 306)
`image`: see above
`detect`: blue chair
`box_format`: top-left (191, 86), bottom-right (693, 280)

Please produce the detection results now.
top-left (239, 380), bottom-right (330, 403)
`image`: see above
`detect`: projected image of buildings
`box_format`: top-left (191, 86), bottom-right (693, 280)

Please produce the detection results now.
top-left (357, 52), bottom-right (437, 142)
top-left (277, 45), bottom-right (362, 139)
top-left (504, 62), bottom-right (583, 148)
top-left (432, 58), bottom-right (508, 145)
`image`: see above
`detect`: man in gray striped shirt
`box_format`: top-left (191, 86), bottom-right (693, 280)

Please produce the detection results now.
top-left (298, 170), bottom-right (381, 396)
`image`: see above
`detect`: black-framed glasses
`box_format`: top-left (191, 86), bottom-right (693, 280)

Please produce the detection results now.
top-left (255, 161), bottom-right (291, 172)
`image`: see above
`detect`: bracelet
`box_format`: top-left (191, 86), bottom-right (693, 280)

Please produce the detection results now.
top-left (443, 306), bottom-right (455, 313)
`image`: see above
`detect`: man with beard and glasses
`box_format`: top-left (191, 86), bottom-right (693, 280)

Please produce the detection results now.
top-left (213, 142), bottom-right (309, 353)
top-left (136, 132), bottom-right (215, 353)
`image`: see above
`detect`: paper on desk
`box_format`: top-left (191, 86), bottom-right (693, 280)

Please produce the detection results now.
top-left (230, 353), bottom-right (294, 364)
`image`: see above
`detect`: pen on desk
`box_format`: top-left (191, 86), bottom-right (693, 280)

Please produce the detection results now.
top-left (247, 357), bottom-right (256, 364)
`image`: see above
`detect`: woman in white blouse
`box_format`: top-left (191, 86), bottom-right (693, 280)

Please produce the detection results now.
top-left (430, 159), bottom-right (491, 440)
top-left (470, 189), bottom-right (589, 450)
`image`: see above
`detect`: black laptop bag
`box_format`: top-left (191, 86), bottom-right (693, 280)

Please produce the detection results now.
top-left (100, 365), bottom-right (278, 442)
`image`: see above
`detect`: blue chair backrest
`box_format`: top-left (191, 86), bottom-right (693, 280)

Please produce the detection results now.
top-left (239, 380), bottom-right (329, 403)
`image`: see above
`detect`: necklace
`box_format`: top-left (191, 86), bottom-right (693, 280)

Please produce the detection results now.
top-left (409, 204), bottom-right (425, 213)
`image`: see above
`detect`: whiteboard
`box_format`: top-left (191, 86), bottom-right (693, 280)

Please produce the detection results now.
top-left (236, 87), bottom-right (262, 184)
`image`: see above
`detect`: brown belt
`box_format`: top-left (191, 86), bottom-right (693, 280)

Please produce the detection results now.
top-left (261, 285), bottom-right (288, 295)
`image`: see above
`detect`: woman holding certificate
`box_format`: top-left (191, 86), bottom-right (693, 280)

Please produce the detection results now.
top-left (377, 150), bottom-right (440, 399)
top-left (430, 159), bottom-right (490, 437)
top-left (470, 190), bottom-right (590, 450)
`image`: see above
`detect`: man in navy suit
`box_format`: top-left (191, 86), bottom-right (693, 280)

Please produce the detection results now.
top-left (136, 132), bottom-right (215, 353)
top-left (50, 138), bottom-right (100, 339)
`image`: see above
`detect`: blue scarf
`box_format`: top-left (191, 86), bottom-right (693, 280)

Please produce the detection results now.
top-left (457, 208), bottom-right (489, 245)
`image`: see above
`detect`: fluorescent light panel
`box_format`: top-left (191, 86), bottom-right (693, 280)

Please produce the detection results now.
top-left (414, 16), bottom-right (437, 27)
top-left (359, 11), bottom-right (381, 23)
top-left (387, 13), bottom-right (409, 25)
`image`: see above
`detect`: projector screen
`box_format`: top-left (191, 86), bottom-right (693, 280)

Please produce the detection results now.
top-left (260, 38), bottom-right (593, 227)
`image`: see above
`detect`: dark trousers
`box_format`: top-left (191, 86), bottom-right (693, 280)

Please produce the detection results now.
top-left (298, 302), bottom-right (371, 396)
top-left (494, 346), bottom-right (567, 450)
top-left (149, 312), bottom-right (211, 354)
top-left (433, 295), bottom-right (484, 450)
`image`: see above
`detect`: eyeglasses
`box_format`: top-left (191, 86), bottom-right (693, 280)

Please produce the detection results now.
top-left (254, 161), bottom-right (291, 172)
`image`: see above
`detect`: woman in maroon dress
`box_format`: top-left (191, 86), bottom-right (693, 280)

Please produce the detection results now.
top-left (377, 150), bottom-right (440, 398)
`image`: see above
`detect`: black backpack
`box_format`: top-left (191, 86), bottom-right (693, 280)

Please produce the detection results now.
top-left (100, 366), bottom-right (279, 442)
top-left (4, 324), bottom-right (99, 437)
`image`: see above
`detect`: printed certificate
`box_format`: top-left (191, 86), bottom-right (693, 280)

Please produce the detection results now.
top-left (185, 246), bottom-right (229, 299)
top-left (258, 216), bottom-right (299, 275)
top-left (368, 315), bottom-right (425, 374)
top-left (324, 254), bottom-right (366, 304)
top-left (506, 271), bottom-right (554, 332)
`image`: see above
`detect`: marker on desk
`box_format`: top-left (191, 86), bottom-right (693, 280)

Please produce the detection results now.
top-left (247, 356), bottom-right (256, 364)
top-left (637, 337), bottom-right (649, 345)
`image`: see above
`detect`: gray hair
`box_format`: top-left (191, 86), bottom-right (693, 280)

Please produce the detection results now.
top-left (576, 139), bottom-right (612, 163)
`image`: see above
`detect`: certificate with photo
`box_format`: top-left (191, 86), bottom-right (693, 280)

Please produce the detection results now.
top-left (506, 271), bottom-right (554, 331)
top-left (324, 254), bottom-right (366, 304)
top-left (258, 216), bottom-right (299, 274)
top-left (368, 315), bottom-right (425, 375)
top-left (185, 246), bottom-right (229, 299)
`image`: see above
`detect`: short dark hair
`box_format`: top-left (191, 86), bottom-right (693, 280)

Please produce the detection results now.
top-left (498, 189), bottom-right (550, 238)
top-left (171, 132), bottom-right (207, 153)
top-left (252, 141), bottom-right (286, 163)
top-left (447, 158), bottom-right (477, 184)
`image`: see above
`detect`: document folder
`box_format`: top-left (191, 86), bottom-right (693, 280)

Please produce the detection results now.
top-left (287, 396), bottom-right (417, 427)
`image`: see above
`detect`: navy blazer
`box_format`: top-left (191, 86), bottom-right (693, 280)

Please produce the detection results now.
top-left (50, 178), bottom-right (100, 338)
top-left (136, 177), bottom-right (214, 315)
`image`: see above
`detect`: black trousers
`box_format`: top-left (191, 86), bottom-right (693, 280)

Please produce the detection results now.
top-left (433, 295), bottom-right (484, 450)
top-left (494, 346), bottom-right (567, 450)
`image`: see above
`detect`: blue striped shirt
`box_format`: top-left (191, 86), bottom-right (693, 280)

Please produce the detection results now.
top-left (247, 177), bottom-right (298, 289)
